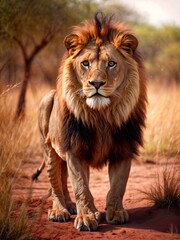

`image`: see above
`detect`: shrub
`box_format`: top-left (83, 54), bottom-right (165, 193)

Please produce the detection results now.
top-left (142, 162), bottom-right (180, 210)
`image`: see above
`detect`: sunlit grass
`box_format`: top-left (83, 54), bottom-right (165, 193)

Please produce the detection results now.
top-left (142, 82), bottom-right (180, 157)
top-left (0, 83), bottom-right (49, 239)
top-left (141, 83), bottom-right (180, 212)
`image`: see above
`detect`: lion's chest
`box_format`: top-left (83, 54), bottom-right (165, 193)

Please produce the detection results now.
top-left (60, 113), bottom-right (116, 167)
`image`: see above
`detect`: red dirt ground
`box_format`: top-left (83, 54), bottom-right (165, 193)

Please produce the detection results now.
top-left (14, 156), bottom-right (180, 240)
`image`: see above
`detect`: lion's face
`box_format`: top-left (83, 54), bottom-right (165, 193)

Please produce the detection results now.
top-left (59, 22), bottom-right (142, 125)
top-left (73, 42), bottom-right (127, 110)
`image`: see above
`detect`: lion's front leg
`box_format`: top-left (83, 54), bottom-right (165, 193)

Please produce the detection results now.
top-left (66, 153), bottom-right (101, 231)
top-left (106, 159), bottom-right (131, 224)
top-left (45, 146), bottom-right (70, 222)
top-left (61, 160), bottom-right (77, 214)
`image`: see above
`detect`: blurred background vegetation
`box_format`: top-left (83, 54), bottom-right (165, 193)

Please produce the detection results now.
top-left (0, 0), bottom-right (179, 92)
top-left (0, 0), bottom-right (179, 155)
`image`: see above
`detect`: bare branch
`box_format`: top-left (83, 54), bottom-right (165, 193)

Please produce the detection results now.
top-left (28, 34), bottom-right (54, 63)
top-left (13, 36), bottom-right (28, 62)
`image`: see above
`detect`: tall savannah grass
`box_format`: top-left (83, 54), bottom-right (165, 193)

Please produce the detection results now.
top-left (0, 81), bottom-right (179, 237)
top-left (143, 82), bottom-right (180, 157)
top-left (141, 82), bottom-right (180, 211)
top-left (0, 83), bottom-right (45, 239)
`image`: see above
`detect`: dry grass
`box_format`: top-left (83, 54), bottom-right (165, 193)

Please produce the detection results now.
top-left (142, 82), bottom-right (180, 157)
top-left (0, 85), bottom-right (42, 175)
top-left (142, 162), bottom-right (180, 210)
top-left (0, 81), bottom-right (179, 237)
top-left (141, 83), bottom-right (180, 210)
top-left (0, 83), bottom-right (49, 239)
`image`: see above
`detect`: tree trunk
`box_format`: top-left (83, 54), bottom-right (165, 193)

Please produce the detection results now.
top-left (15, 62), bottom-right (31, 118)
top-left (14, 35), bottom-right (52, 119)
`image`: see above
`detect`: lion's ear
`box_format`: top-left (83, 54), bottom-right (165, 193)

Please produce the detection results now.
top-left (121, 34), bottom-right (138, 55)
top-left (64, 34), bottom-right (84, 56)
top-left (114, 33), bottom-right (138, 55)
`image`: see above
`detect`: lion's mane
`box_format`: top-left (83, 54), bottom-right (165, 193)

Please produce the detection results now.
top-left (56, 14), bottom-right (147, 168)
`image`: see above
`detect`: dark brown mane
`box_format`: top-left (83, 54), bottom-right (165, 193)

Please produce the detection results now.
top-left (93, 12), bottom-right (113, 42)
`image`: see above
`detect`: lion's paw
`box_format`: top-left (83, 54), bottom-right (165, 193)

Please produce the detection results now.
top-left (106, 208), bottom-right (129, 224)
top-left (74, 211), bottom-right (101, 231)
top-left (66, 201), bottom-right (77, 215)
top-left (48, 208), bottom-right (70, 222)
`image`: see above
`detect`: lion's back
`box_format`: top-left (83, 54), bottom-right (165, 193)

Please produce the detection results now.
top-left (38, 89), bottom-right (56, 140)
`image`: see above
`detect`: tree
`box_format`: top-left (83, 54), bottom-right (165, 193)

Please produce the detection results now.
top-left (0, 0), bottom-right (96, 117)
top-left (157, 42), bottom-right (180, 84)
top-left (134, 24), bottom-right (180, 83)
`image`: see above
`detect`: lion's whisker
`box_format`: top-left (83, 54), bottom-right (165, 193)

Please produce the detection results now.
top-left (73, 88), bottom-right (83, 96)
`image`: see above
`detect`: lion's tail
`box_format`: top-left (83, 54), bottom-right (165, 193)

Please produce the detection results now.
top-left (31, 159), bottom-right (45, 181)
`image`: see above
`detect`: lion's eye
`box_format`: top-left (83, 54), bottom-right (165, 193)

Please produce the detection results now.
top-left (81, 60), bottom-right (90, 68)
top-left (108, 61), bottom-right (117, 69)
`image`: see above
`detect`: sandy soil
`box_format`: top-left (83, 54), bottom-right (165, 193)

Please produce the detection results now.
top-left (14, 156), bottom-right (180, 240)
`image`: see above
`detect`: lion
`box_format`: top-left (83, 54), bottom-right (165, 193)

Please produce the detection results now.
top-left (37, 13), bottom-right (147, 231)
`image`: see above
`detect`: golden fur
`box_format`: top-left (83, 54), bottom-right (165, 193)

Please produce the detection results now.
top-left (38, 14), bottom-right (147, 231)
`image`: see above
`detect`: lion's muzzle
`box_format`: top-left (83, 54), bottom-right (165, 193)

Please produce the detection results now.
top-left (88, 80), bottom-right (106, 89)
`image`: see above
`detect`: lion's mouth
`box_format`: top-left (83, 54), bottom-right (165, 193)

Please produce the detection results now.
top-left (89, 92), bottom-right (108, 98)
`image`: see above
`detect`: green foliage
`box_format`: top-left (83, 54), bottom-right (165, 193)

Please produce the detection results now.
top-left (69, 0), bottom-right (99, 20)
top-left (0, 0), bottom-right (100, 84)
top-left (135, 24), bottom-right (180, 83)
top-left (100, 2), bottom-right (141, 24)
top-left (0, 0), bottom-right (99, 47)
top-left (157, 42), bottom-right (180, 82)
top-left (0, 0), bottom-right (74, 58)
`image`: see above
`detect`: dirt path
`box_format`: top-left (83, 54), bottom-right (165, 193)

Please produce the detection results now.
top-left (14, 156), bottom-right (180, 240)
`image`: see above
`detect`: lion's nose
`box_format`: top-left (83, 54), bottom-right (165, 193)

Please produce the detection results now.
top-left (88, 80), bottom-right (106, 89)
